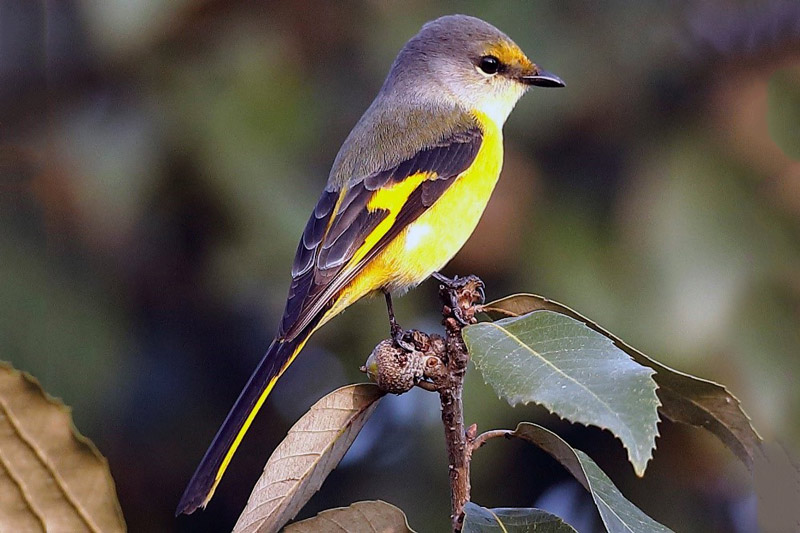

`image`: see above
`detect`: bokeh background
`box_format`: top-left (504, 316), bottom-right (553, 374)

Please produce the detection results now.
top-left (2, 1), bottom-right (799, 531)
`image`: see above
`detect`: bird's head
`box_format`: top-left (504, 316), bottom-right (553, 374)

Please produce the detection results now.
top-left (385, 14), bottom-right (564, 126)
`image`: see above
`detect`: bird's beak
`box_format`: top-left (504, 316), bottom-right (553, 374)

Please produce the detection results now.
top-left (519, 67), bottom-right (565, 88)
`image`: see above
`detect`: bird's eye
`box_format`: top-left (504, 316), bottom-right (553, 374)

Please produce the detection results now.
top-left (477, 55), bottom-right (501, 75)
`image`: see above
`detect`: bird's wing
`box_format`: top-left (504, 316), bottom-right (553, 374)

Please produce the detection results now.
top-left (280, 126), bottom-right (483, 339)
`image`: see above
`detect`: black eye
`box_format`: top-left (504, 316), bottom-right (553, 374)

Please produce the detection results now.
top-left (478, 55), bottom-right (501, 75)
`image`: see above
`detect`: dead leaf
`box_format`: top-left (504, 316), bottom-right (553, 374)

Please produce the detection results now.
top-left (0, 362), bottom-right (125, 532)
top-left (232, 383), bottom-right (383, 533)
top-left (481, 294), bottom-right (763, 467)
top-left (284, 500), bottom-right (414, 532)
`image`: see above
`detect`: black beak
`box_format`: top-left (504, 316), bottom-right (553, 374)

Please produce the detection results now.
top-left (520, 68), bottom-right (565, 88)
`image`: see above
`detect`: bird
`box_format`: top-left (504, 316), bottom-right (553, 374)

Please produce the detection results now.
top-left (177, 13), bottom-right (564, 515)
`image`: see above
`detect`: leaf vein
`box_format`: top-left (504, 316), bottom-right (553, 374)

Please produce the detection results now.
top-left (482, 322), bottom-right (634, 441)
top-left (0, 397), bottom-right (102, 532)
top-left (0, 400), bottom-right (47, 532)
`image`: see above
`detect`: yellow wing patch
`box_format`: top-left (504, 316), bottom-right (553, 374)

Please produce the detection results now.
top-left (352, 172), bottom-right (434, 264)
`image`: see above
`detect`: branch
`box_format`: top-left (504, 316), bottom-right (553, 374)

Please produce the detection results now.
top-left (469, 429), bottom-right (513, 455)
top-left (433, 275), bottom-right (484, 532)
top-left (362, 274), bottom-right (485, 533)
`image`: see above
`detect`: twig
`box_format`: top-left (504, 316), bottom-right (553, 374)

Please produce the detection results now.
top-left (439, 326), bottom-right (469, 531)
top-left (469, 429), bottom-right (513, 455)
top-left (433, 275), bottom-right (485, 532)
top-left (364, 274), bottom-right (487, 532)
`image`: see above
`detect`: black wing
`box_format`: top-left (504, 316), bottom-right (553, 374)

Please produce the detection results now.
top-left (280, 127), bottom-right (483, 339)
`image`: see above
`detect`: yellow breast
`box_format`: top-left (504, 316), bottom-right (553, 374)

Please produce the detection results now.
top-left (323, 111), bottom-right (503, 321)
top-left (379, 112), bottom-right (504, 291)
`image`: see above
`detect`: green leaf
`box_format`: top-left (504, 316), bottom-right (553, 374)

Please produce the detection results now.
top-left (284, 500), bottom-right (415, 533)
top-left (463, 502), bottom-right (577, 532)
top-left (481, 293), bottom-right (762, 467)
top-left (512, 423), bottom-right (673, 533)
top-left (463, 311), bottom-right (660, 476)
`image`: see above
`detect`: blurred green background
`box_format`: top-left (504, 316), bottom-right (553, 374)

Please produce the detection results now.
top-left (1, 1), bottom-right (798, 531)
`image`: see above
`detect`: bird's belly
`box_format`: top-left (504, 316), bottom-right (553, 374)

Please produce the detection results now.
top-left (380, 130), bottom-right (504, 292)
top-left (327, 116), bottom-right (503, 315)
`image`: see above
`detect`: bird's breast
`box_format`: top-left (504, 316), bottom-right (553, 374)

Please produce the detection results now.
top-left (383, 114), bottom-right (505, 292)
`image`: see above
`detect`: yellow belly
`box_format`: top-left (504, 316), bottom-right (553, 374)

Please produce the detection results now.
top-left (326, 113), bottom-right (503, 318)
top-left (383, 124), bottom-right (503, 291)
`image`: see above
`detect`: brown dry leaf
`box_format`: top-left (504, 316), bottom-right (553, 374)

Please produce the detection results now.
top-left (481, 294), bottom-right (763, 467)
top-left (0, 362), bottom-right (125, 533)
top-left (232, 384), bottom-right (384, 533)
top-left (284, 500), bottom-right (414, 533)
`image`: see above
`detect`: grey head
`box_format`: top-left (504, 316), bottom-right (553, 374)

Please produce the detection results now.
top-left (382, 14), bottom-right (564, 125)
top-left (328, 14), bottom-right (563, 186)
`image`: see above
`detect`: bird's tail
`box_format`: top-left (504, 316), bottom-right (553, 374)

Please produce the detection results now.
top-left (176, 326), bottom-right (315, 515)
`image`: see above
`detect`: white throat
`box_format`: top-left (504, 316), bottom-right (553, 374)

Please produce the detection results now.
top-left (474, 85), bottom-right (526, 127)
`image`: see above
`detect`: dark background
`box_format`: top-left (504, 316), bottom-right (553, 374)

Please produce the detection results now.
top-left (1, 1), bottom-right (799, 531)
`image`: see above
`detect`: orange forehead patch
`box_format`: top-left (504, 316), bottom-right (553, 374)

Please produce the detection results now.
top-left (486, 40), bottom-right (533, 71)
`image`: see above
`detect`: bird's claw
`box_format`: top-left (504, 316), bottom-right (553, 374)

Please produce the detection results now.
top-left (392, 326), bottom-right (418, 352)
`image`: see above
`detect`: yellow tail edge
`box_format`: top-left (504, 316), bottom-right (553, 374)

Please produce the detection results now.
top-left (176, 332), bottom-right (312, 515)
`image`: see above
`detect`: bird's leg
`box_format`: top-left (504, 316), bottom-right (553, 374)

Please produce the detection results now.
top-left (384, 290), bottom-right (415, 351)
top-left (384, 290), bottom-right (402, 339)
top-left (432, 272), bottom-right (485, 325)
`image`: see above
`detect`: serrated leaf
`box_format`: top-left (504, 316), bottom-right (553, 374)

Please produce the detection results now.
top-left (512, 423), bottom-right (673, 533)
top-left (232, 384), bottom-right (383, 533)
top-left (463, 502), bottom-right (577, 532)
top-left (463, 311), bottom-right (660, 476)
top-left (0, 362), bottom-right (125, 533)
top-left (481, 293), bottom-right (762, 467)
top-left (284, 500), bottom-right (415, 532)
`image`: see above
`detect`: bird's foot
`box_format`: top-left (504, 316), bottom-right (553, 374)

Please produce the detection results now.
top-left (385, 289), bottom-right (418, 351)
top-left (391, 325), bottom-right (418, 352)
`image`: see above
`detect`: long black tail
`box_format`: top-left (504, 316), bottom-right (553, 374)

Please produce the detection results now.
top-left (176, 330), bottom-right (312, 515)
